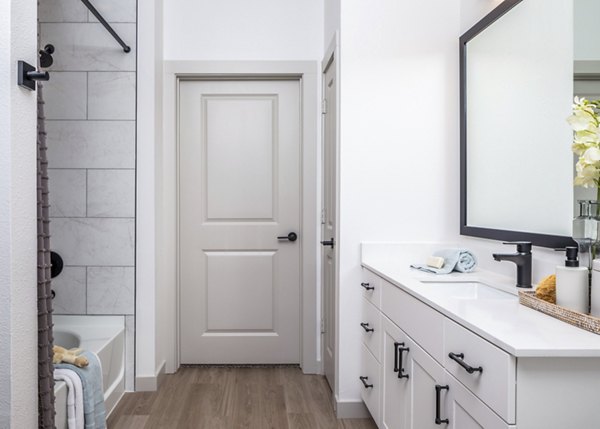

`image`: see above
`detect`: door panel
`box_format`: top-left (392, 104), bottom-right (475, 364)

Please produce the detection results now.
top-left (179, 79), bottom-right (301, 364)
top-left (323, 55), bottom-right (338, 390)
top-left (406, 337), bottom-right (446, 429)
top-left (382, 317), bottom-right (410, 429)
top-left (205, 251), bottom-right (276, 331)
top-left (204, 96), bottom-right (276, 221)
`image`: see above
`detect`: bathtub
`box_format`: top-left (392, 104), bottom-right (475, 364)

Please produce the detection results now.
top-left (53, 316), bottom-right (125, 428)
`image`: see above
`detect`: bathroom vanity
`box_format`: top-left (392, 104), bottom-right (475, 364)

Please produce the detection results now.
top-left (359, 245), bottom-right (600, 429)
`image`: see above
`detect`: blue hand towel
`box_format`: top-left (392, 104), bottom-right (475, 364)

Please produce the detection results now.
top-left (411, 249), bottom-right (477, 274)
top-left (55, 351), bottom-right (106, 429)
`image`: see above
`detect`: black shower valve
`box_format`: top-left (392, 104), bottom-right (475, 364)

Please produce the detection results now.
top-left (39, 44), bottom-right (55, 68)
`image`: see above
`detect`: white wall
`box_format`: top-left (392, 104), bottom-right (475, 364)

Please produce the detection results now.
top-left (324, 0), bottom-right (340, 51)
top-left (136, 0), bottom-right (167, 389)
top-left (163, 0), bottom-right (324, 61)
top-left (0, 0), bottom-right (39, 427)
top-left (575, 0), bottom-right (600, 61)
top-left (337, 0), bottom-right (461, 403)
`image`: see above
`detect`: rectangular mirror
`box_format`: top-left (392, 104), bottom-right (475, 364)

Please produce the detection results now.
top-left (460, 0), bottom-right (590, 248)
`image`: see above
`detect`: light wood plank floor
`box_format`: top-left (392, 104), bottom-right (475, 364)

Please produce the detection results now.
top-left (107, 366), bottom-right (377, 429)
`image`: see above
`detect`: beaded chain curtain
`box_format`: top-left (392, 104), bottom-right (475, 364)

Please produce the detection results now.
top-left (37, 83), bottom-right (55, 429)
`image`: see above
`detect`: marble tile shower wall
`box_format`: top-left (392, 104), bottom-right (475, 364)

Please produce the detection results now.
top-left (40, 0), bottom-right (136, 387)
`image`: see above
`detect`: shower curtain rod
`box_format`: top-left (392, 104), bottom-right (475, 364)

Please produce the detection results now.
top-left (80, 0), bottom-right (131, 53)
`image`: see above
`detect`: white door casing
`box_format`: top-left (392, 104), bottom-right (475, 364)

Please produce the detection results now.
top-left (322, 53), bottom-right (338, 389)
top-left (179, 79), bottom-right (301, 364)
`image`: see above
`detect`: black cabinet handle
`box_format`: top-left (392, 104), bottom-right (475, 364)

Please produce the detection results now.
top-left (360, 322), bottom-right (374, 333)
top-left (278, 232), bottom-right (298, 242)
top-left (435, 384), bottom-right (449, 425)
top-left (393, 342), bottom-right (401, 373)
top-left (396, 343), bottom-right (410, 379)
top-left (449, 352), bottom-right (483, 374)
top-left (359, 376), bottom-right (373, 389)
top-left (360, 282), bottom-right (375, 291)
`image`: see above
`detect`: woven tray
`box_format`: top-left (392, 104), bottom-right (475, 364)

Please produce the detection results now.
top-left (519, 291), bottom-right (600, 335)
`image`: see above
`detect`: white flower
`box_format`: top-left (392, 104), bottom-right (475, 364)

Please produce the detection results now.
top-left (575, 129), bottom-right (600, 145)
top-left (584, 147), bottom-right (600, 164)
top-left (568, 110), bottom-right (596, 131)
top-left (575, 162), bottom-right (600, 188)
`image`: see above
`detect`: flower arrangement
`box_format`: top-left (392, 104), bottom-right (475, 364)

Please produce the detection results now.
top-left (569, 97), bottom-right (600, 198)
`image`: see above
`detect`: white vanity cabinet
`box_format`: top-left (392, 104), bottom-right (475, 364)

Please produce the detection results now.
top-left (380, 315), bottom-right (511, 429)
top-left (361, 245), bottom-right (600, 428)
top-left (360, 268), bottom-right (517, 428)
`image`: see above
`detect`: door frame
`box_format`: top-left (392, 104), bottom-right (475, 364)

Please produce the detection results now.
top-left (321, 33), bottom-right (343, 401)
top-left (163, 61), bottom-right (320, 374)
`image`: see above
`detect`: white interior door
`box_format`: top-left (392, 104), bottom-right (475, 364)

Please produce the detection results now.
top-left (322, 57), bottom-right (338, 389)
top-left (179, 79), bottom-right (301, 364)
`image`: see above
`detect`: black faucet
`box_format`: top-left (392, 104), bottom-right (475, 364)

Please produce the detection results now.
top-left (492, 242), bottom-right (532, 288)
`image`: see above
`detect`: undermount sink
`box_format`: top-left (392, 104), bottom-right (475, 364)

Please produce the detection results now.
top-left (419, 281), bottom-right (515, 300)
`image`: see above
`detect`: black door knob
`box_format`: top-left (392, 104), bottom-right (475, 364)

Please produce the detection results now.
top-left (277, 232), bottom-right (298, 242)
top-left (321, 238), bottom-right (335, 248)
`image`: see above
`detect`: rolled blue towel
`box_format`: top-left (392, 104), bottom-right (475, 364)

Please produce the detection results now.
top-left (55, 351), bottom-right (106, 429)
top-left (411, 249), bottom-right (477, 274)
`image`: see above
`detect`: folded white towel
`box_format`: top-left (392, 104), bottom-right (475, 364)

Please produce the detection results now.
top-left (55, 368), bottom-right (84, 429)
top-left (56, 351), bottom-right (106, 429)
top-left (411, 249), bottom-right (478, 274)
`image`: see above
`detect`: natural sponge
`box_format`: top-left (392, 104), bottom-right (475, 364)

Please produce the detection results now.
top-left (535, 274), bottom-right (556, 304)
top-left (53, 346), bottom-right (89, 368)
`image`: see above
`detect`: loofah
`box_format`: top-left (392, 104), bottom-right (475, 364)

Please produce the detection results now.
top-left (53, 346), bottom-right (89, 368)
top-left (535, 274), bottom-right (556, 304)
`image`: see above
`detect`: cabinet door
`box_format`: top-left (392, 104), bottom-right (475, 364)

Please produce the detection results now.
top-left (405, 336), bottom-right (446, 429)
top-left (381, 316), bottom-right (410, 429)
top-left (446, 373), bottom-right (514, 429)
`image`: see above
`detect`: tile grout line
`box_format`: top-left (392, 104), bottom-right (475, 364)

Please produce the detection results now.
top-left (49, 216), bottom-right (135, 220)
top-left (85, 266), bottom-right (89, 315)
top-left (85, 169), bottom-right (88, 217)
top-left (85, 71), bottom-right (89, 120)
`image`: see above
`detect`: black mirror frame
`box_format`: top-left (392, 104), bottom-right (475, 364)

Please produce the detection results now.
top-left (459, 0), bottom-right (575, 249)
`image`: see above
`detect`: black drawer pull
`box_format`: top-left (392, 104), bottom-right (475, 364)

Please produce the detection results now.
top-left (435, 384), bottom-right (449, 425)
top-left (395, 342), bottom-right (409, 379)
top-left (360, 322), bottom-right (374, 333)
top-left (360, 282), bottom-right (375, 291)
top-left (359, 376), bottom-right (373, 389)
top-left (449, 352), bottom-right (483, 374)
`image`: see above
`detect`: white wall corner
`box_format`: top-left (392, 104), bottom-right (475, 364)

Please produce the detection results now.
top-left (0, 0), bottom-right (39, 427)
top-left (135, 360), bottom-right (166, 392)
top-left (334, 397), bottom-right (370, 419)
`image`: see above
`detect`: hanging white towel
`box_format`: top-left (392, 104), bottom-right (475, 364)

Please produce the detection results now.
top-left (55, 368), bottom-right (85, 429)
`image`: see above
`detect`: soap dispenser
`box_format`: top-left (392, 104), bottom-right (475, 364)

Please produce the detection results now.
top-left (556, 247), bottom-right (589, 314)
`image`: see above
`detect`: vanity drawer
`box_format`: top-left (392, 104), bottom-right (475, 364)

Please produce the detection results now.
top-left (360, 343), bottom-right (381, 425)
top-left (361, 297), bottom-right (382, 362)
top-left (443, 319), bottom-right (516, 424)
top-left (381, 279), bottom-right (445, 364)
top-left (361, 268), bottom-right (382, 309)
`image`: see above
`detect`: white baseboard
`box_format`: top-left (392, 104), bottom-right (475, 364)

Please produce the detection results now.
top-left (135, 360), bottom-right (166, 392)
top-left (334, 396), bottom-right (370, 419)
top-left (156, 360), bottom-right (167, 388)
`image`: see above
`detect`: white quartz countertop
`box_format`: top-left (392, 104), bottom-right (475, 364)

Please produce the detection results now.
top-left (362, 244), bottom-right (600, 357)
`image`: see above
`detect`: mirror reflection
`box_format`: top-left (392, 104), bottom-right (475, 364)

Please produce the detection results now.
top-left (462, 0), bottom-right (600, 246)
